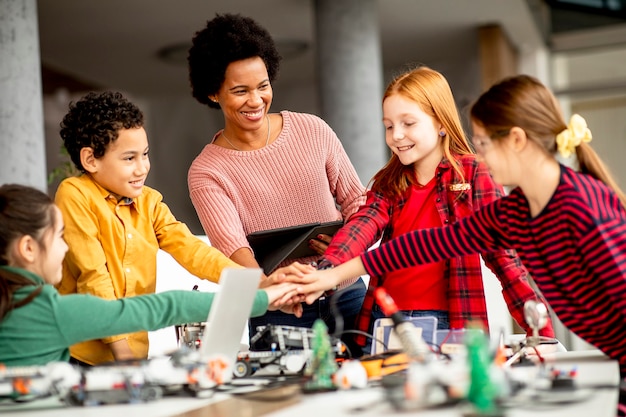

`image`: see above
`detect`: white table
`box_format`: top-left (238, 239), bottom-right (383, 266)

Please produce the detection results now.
top-left (264, 350), bottom-right (620, 417)
top-left (4, 350), bottom-right (619, 417)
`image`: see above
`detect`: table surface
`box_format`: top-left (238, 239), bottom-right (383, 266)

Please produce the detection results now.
top-left (2, 350), bottom-right (619, 417)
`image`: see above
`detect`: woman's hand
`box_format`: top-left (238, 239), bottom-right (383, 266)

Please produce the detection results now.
top-left (308, 234), bottom-right (332, 256)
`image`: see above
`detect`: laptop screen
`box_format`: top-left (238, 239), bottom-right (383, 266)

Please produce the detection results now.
top-left (198, 268), bottom-right (262, 382)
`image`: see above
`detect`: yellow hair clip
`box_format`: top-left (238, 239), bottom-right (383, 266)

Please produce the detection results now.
top-left (556, 114), bottom-right (592, 158)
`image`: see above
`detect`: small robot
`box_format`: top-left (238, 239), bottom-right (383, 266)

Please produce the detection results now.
top-left (233, 324), bottom-right (345, 378)
top-left (0, 362), bottom-right (80, 403)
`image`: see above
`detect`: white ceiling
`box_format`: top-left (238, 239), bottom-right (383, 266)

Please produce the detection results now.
top-left (36, 0), bottom-right (544, 96)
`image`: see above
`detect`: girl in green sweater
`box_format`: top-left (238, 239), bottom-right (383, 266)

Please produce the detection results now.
top-left (0, 183), bottom-right (301, 366)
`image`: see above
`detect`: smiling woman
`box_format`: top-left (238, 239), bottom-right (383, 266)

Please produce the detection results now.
top-left (186, 13), bottom-right (368, 356)
top-left (208, 56), bottom-right (274, 152)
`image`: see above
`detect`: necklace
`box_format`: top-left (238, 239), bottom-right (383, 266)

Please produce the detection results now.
top-left (220, 115), bottom-right (271, 151)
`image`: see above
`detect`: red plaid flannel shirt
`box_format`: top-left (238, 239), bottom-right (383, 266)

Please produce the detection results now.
top-left (320, 155), bottom-right (555, 346)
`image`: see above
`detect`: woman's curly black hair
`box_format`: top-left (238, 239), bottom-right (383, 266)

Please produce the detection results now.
top-left (188, 13), bottom-right (282, 109)
top-left (59, 91), bottom-right (144, 173)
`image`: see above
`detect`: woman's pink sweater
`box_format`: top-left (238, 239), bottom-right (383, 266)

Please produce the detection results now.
top-left (188, 111), bottom-right (365, 277)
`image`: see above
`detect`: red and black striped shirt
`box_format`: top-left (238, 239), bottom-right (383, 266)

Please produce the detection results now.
top-left (362, 164), bottom-right (626, 373)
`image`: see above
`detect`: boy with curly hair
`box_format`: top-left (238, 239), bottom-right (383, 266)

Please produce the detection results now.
top-left (54, 91), bottom-right (296, 366)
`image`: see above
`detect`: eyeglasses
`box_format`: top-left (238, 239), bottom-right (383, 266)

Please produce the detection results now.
top-left (471, 129), bottom-right (510, 155)
top-left (471, 135), bottom-right (492, 155)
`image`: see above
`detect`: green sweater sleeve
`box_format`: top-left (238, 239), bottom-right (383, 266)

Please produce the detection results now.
top-left (51, 288), bottom-right (269, 346)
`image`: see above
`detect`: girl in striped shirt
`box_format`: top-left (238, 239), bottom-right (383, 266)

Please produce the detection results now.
top-left (296, 75), bottom-right (626, 406)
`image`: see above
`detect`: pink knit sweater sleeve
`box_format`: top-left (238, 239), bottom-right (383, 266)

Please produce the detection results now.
top-left (188, 111), bottom-right (365, 264)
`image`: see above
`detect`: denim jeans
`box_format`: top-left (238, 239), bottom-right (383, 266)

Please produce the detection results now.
top-left (249, 278), bottom-right (366, 357)
top-left (362, 304), bottom-right (450, 355)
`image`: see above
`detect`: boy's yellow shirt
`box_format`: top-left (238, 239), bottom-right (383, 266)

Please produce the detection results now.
top-left (55, 174), bottom-right (240, 365)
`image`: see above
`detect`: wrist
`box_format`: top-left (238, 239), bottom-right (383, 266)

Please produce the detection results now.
top-left (317, 264), bottom-right (338, 297)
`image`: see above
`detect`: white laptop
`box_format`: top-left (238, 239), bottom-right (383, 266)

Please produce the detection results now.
top-left (199, 267), bottom-right (262, 382)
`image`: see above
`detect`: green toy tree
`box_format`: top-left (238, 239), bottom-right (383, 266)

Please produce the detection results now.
top-left (304, 319), bottom-right (337, 391)
top-left (465, 327), bottom-right (502, 416)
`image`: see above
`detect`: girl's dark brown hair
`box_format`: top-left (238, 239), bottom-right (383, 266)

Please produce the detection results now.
top-left (0, 184), bottom-right (56, 320)
top-left (471, 74), bottom-right (626, 209)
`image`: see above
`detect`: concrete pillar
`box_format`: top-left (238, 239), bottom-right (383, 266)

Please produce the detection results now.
top-left (314, 0), bottom-right (386, 185)
top-left (0, 0), bottom-right (46, 190)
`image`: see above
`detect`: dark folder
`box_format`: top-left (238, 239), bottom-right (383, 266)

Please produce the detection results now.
top-left (247, 220), bottom-right (344, 274)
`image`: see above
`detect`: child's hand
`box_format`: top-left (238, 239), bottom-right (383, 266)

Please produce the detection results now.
top-left (264, 282), bottom-right (299, 305)
top-left (261, 262), bottom-right (315, 288)
top-left (264, 282), bottom-right (305, 317)
top-left (296, 257), bottom-right (365, 302)
top-left (294, 269), bottom-right (337, 304)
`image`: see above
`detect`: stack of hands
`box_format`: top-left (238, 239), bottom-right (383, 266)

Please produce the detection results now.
top-left (261, 262), bottom-right (344, 317)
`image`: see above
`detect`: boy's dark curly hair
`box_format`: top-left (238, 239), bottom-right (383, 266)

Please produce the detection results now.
top-left (188, 13), bottom-right (282, 109)
top-left (60, 91), bottom-right (144, 173)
